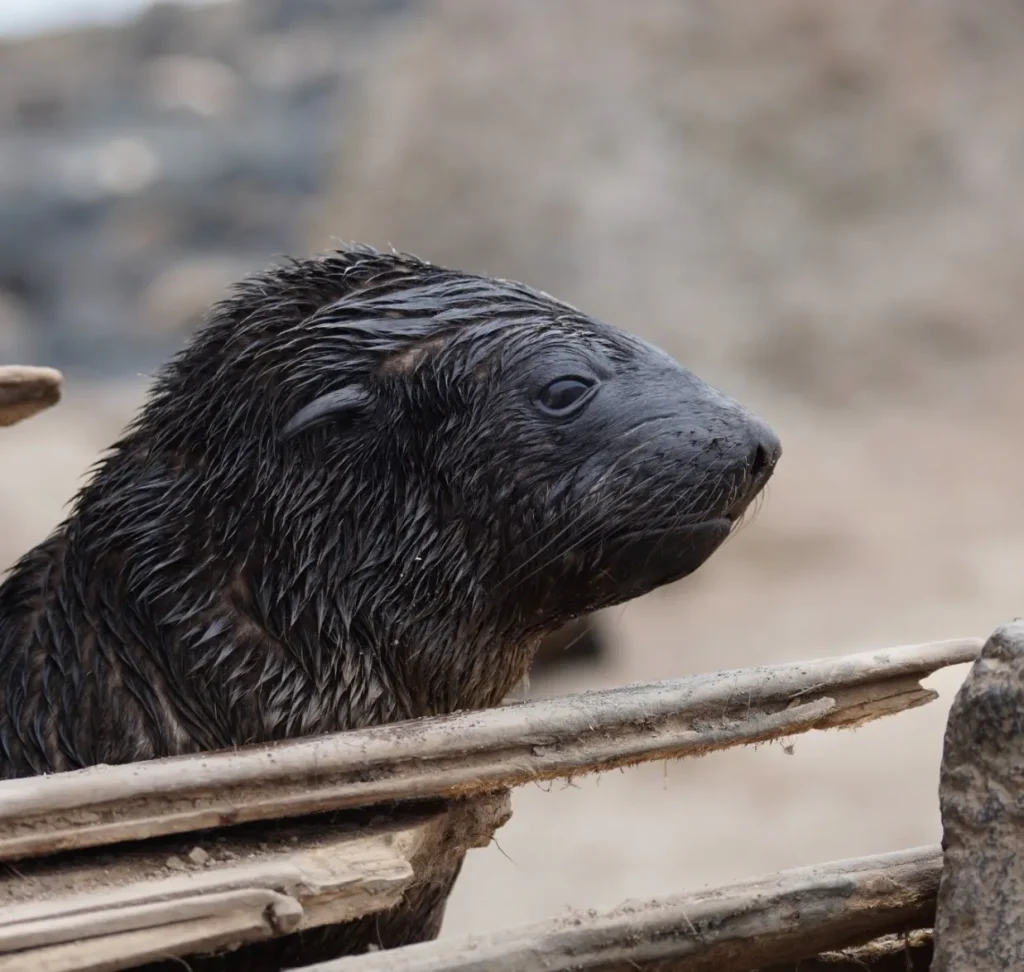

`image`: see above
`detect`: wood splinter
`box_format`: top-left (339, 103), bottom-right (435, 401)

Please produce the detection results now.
top-left (0, 795), bottom-right (511, 972)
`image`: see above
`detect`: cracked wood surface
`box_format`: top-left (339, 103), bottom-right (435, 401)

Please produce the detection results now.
top-left (0, 794), bottom-right (510, 972)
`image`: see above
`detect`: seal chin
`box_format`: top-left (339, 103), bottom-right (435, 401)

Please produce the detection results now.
top-left (582, 517), bottom-right (733, 611)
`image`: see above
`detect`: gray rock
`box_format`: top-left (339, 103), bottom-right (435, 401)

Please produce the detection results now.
top-left (933, 620), bottom-right (1024, 971)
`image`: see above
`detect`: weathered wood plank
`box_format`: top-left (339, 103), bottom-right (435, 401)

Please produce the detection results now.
top-left (0, 366), bottom-right (62, 427)
top-left (0, 639), bottom-right (979, 860)
top-left (0, 794), bottom-right (510, 972)
top-left (295, 846), bottom-right (940, 972)
top-left (6, 909), bottom-right (302, 972)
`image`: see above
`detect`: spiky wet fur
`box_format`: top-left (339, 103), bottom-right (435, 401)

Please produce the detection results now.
top-left (0, 247), bottom-right (599, 775)
top-left (0, 246), bottom-right (776, 968)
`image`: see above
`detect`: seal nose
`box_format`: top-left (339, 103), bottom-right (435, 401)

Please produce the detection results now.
top-left (746, 419), bottom-right (782, 487)
top-left (721, 417), bottom-right (781, 521)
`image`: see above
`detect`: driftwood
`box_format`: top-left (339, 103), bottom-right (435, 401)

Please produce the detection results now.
top-left (0, 794), bottom-right (510, 972)
top-left (932, 620), bottom-right (1024, 971)
top-left (0, 638), bottom-right (979, 862)
top-left (0, 366), bottom-right (62, 427)
top-left (293, 846), bottom-right (940, 972)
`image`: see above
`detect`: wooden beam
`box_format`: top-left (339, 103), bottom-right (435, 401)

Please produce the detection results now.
top-left (0, 794), bottom-right (510, 972)
top-left (292, 846), bottom-right (940, 972)
top-left (0, 366), bottom-right (62, 427)
top-left (0, 638), bottom-right (978, 860)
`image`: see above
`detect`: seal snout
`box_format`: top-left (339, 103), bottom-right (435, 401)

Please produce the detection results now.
top-left (726, 416), bottom-right (782, 520)
top-left (744, 416), bottom-right (782, 491)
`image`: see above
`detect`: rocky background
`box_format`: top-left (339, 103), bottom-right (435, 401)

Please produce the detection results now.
top-left (0, 0), bottom-right (411, 372)
top-left (3, 0), bottom-right (1024, 943)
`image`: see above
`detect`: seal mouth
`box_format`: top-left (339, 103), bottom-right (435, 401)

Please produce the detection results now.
top-left (591, 517), bottom-right (733, 608)
top-left (721, 473), bottom-right (771, 526)
top-left (724, 500), bottom-right (751, 525)
top-left (617, 516), bottom-right (733, 565)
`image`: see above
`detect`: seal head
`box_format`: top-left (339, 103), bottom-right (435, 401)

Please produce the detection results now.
top-left (0, 246), bottom-right (780, 969)
top-left (0, 246), bottom-right (779, 764)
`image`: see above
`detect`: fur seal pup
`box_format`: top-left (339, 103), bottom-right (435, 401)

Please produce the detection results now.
top-left (0, 246), bottom-right (780, 968)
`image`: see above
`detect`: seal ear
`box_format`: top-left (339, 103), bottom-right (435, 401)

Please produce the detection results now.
top-left (281, 387), bottom-right (372, 441)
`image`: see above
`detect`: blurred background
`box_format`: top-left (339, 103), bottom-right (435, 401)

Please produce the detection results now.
top-left (1, 0), bottom-right (1022, 939)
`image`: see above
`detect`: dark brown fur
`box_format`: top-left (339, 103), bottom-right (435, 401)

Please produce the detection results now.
top-left (0, 247), bottom-right (780, 969)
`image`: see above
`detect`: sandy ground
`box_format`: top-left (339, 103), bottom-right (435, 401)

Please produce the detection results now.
top-left (2, 370), bottom-right (1021, 939)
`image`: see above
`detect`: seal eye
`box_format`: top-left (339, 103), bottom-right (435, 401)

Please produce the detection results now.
top-left (536, 376), bottom-right (596, 417)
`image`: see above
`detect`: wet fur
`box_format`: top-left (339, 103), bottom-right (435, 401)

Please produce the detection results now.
top-left (0, 246), bottom-right (779, 968)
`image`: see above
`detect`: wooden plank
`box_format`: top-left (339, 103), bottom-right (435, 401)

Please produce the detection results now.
top-left (294, 846), bottom-right (941, 972)
top-left (0, 889), bottom-right (303, 955)
top-left (0, 794), bottom-right (510, 972)
top-left (0, 366), bottom-right (62, 427)
top-left (5, 911), bottom-right (291, 972)
top-left (0, 638), bottom-right (979, 860)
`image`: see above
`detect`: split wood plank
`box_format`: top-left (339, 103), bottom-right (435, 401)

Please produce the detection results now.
top-left (293, 845), bottom-right (941, 972)
top-left (0, 638), bottom-right (979, 861)
top-left (0, 794), bottom-right (509, 972)
top-left (19, 911), bottom-right (286, 972)
top-left (0, 366), bottom-right (62, 427)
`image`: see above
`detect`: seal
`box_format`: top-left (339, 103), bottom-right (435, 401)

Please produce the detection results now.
top-left (0, 246), bottom-right (780, 968)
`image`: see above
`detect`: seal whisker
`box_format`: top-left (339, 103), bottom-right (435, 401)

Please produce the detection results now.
top-left (497, 447), bottom-right (676, 584)
top-left (506, 475), bottom-right (684, 597)
top-left (499, 466), bottom-right (678, 593)
top-left (498, 424), bottom-right (726, 589)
